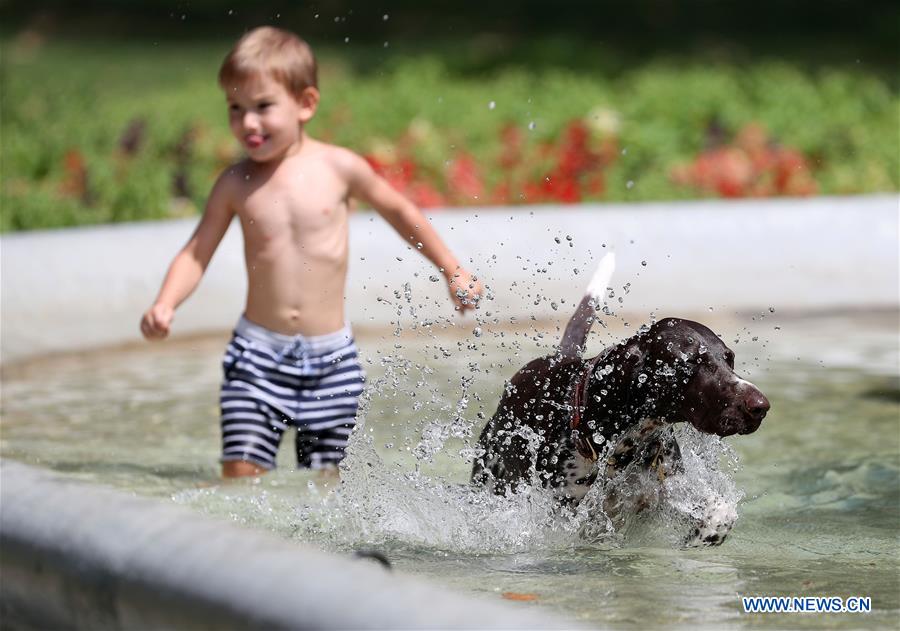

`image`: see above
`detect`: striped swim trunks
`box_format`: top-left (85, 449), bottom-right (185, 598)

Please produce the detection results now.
top-left (219, 316), bottom-right (365, 470)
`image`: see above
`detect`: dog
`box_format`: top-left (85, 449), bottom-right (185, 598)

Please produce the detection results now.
top-left (471, 253), bottom-right (770, 546)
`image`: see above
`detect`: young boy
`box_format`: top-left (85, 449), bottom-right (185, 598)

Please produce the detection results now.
top-left (140, 26), bottom-right (483, 478)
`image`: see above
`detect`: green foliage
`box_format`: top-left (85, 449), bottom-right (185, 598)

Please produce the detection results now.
top-left (1, 37), bottom-right (897, 231)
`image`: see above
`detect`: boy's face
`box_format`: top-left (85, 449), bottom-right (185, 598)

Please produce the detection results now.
top-left (225, 74), bottom-right (318, 163)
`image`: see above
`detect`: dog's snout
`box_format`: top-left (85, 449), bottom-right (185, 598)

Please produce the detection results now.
top-left (743, 390), bottom-right (770, 420)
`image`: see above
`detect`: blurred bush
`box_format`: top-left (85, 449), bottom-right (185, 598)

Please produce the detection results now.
top-left (1, 33), bottom-right (897, 231)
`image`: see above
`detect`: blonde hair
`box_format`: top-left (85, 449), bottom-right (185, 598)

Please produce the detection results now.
top-left (218, 26), bottom-right (318, 97)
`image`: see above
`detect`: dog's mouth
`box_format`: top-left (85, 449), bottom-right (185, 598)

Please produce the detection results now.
top-left (737, 414), bottom-right (764, 435)
top-left (708, 411), bottom-right (765, 437)
top-left (685, 407), bottom-right (766, 437)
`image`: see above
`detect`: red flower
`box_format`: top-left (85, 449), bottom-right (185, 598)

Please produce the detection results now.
top-left (499, 124), bottom-right (524, 169)
top-left (671, 124), bottom-right (817, 198)
top-left (447, 153), bottom-right (485, 203)
top-left (556, 121), bottom-right (596, 178)
top-left (365, 115), bottom-right (622, 207)
top-left (408, 182), bottom-right (446, 208)
top-left (491, 181), bottom-right (512, 205)
top-left (541, 170), bottom-right (581, 203)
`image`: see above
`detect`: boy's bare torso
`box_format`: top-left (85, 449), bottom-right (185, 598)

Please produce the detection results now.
top-left (229, 140), bottom-right (351, 336)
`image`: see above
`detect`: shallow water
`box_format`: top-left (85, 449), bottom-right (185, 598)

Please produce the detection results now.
top-left (2, 311), bottom-right (898, 629)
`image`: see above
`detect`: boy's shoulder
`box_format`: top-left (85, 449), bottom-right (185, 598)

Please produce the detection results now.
top-left (310, 139), bottom-right (368, 179)
top-left (204, 161), bottom-right (250, 206)
top-left (215, 159), bottom-right (254, 187)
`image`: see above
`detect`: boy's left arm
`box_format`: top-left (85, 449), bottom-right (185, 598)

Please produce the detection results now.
top-left (343, 152), bottom-right (483, 313)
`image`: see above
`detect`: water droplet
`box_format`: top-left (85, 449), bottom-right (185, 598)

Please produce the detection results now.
top-left (768, 307), bottom-right (776, 313)
top-left (637, 373), bottom-right (648, 384)
top-left (565, 235), bottom-right (573, 241)
top-left (626, 180), bottom-right (634, 189)
top-left (488, 101), bottom-right (496, 110)
top-left (641, 260), bottom-right (647, 266)
top-left (554, 236), bottom-right (561, 244)
top-left (528, 121), bottom-right (536, 130)
top-left (383, 13), bottom-right (389, 20)
top-left (473, 327), bottom-right (483, 337)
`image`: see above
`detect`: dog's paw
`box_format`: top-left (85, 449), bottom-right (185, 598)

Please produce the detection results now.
top-left (683, 500), bottom-right (736, 547)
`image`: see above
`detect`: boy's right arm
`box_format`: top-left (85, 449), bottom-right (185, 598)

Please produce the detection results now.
top-left (140, 172), bottom-right (236, 340)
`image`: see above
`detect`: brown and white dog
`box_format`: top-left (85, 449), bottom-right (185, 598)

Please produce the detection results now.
top-left (471, 254), bottom-right (770, 546)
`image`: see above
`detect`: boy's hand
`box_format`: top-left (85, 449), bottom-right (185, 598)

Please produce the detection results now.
top-left (140, 303), bottom-right (174, 340)
top-left (446, 268), bottom-right (484, 314)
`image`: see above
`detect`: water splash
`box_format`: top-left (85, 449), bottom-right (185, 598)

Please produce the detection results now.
top-left (289, 365), bottom-right (566, 552)
top-left (291, 363), bottom-right (744, 554)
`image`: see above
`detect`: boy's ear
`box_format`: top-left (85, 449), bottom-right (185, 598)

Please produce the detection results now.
top-left (297, 86), bottom-right (320, 123)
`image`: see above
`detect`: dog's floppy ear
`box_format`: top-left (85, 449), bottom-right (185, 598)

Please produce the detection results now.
top-left (617, 326), bottom-right (702, 421)
top-left (597, 339), bottom-right (645, 384)
top-left (619, 337), bottom-right (658, 411)
top-left (585, 338), bottom-right (647, 433)
top-left (619, 339), bottom-right (647, 382)
top-left (638, 326), bottom-right (702, 419)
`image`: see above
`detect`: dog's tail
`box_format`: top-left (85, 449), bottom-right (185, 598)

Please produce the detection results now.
top-left (559, 252), bottom-right (616, 358)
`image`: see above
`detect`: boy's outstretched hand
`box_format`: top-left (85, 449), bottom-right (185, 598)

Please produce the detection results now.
top-left (140, 303), bottom-right (174, 340)
top-left (446, 268), bottom-right (484, 314)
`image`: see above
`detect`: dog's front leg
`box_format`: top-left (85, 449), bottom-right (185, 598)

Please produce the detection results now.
top-left (647, 433), bottom-right (736, 548)
top-left (683, 498), bottom-right (737, 547)
top-left (654, 438), bottom-right (737, 548)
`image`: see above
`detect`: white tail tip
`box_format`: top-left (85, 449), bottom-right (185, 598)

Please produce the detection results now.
top-left (585, 252), bottom-right (616, 299)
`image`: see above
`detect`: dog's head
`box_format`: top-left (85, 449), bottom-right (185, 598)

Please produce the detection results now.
top-left (589, 318), bottom-right (769, 437)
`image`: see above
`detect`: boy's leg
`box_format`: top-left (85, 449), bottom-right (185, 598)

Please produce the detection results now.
top-left (219, 332), bottom-right (288, 477)
top-left (296, 420), bottom-right (358, 469)
top-left (313, 463), bottom-right (341, 491)
top-left (219, 391), bottom-right (286, 476)
top-left (295, 335), bottom-right (365, 470)
top-left (222, 460), bottom-right (269, 478)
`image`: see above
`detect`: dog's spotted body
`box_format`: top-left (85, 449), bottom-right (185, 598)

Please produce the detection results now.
top-left (471, 254), bottom-right (770, 546)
